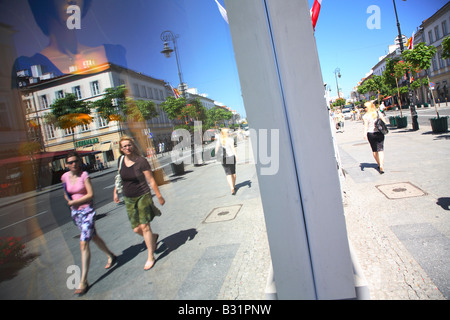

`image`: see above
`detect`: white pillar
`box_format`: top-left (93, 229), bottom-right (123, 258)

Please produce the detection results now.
top-left (225, 0), bottom-right (355, 299)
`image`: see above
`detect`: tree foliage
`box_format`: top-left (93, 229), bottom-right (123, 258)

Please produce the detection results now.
top-left (160, 95), bottom-right (232, 130)
top-left (44, 93), bottom-right (92, 130)
top-left (402, 42), bottom-right (437, 72)
top-left (442, 35), bottom-right (450, 59)
top-left (91, 85), bottom-right (158, 123)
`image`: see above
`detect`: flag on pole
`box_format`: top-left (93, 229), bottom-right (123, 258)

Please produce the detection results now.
top-left (214, 0), bottom-right (228, 24)
top-left (407, 31), bottom-right (415, 50)
top-left (170, 85), bottom-right (180, 98)
top-left (310, 0), bottom-right (322, 30)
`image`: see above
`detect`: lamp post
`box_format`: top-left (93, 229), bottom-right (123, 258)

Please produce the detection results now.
top-left (334, 68), bottom-right (341, 100)
top-left (393, 0), bottom-right (419, 130)
top-left (160, 30), bottom-right (186, 97)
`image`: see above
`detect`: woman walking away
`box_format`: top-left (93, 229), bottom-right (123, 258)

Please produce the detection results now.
top-left (215, 128), bottom-right (238, 195)
top-left (113, 136), bottom-right (165, 270)
top-left (363, 101), bottom-right (388, 174)
top-left (61, 151), bottom-right (117, 295)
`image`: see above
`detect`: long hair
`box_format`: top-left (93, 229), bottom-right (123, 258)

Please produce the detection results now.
top-left (364, 101), bottom-right (378, 119)
top-left (221, 128), bottom-right (229, 146)
top-left (118, 135), bottom-right (142, 156)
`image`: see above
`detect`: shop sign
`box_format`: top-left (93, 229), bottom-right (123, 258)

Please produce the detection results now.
top-left (75, 137), bottom-right (99, 148)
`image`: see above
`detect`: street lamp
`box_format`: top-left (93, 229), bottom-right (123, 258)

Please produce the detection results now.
top-left (160, 30), bottom-right (186, 97)
top-left (392, 0), bottom-right (419, 130)
top-left (334, 68), bottom-right (341, 99)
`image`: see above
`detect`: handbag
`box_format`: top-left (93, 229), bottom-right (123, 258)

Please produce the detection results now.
top-left (115, 156), bottom-right (124, 193)
top-left (375, 112), bottom-right (389, 135)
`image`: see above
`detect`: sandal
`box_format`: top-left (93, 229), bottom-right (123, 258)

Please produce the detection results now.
top-left (74, 282), bottom-right (89, 296)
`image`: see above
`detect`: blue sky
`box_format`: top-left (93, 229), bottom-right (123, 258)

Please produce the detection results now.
top-left (0, 0), bottom-right (242, 115)
top-left (1, 0), bottom-right (448, 118)
top-left (309, 0), bottom-right (449, 100)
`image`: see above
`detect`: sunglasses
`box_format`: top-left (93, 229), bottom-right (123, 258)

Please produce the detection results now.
top-left (66, 160), bottom-right (79, 165)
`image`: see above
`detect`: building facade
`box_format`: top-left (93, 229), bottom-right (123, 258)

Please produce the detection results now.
top-left (414, 2), bottom-right (450, 104)
top-left (19, 63), bottom-right (174, 171)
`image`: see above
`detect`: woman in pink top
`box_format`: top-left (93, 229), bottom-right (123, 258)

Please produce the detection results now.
top-left (61, 151), bottom-right (116, 295)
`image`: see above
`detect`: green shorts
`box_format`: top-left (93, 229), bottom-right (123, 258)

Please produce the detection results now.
top-left (124, 193), bottom-right (161, 229)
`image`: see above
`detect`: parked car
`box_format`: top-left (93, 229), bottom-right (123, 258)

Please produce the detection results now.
top-left (342, 107), bottom-right (353, 120)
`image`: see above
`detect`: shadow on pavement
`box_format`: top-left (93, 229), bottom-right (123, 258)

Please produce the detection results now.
top-left (155, 228), bottom-right (198, 263)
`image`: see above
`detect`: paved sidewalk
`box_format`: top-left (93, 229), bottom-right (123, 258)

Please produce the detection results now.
top-left (1, 109), bottom-right (449, 300)
top-left (336, 112), bottom-right (449, 300)
top-left (0, 138), bottom-right (271, 300)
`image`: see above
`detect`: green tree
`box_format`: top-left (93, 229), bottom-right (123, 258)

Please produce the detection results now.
top-left (206, 107), bottom-right (233, 128)
top-left (160, 96), bottom-right (187, 121)
top-left (44, 93), bottom-right (93, 148)
top-left (180, 98), bottom-right (207, 123)
top-left (402, 42), bottom-right (438, 116)
top-left (442, 35), bottom-right (450, 59)
top-left (92, 85), bottom-right (127, 122)
top-left (92, 85), bottom-right (159, 135)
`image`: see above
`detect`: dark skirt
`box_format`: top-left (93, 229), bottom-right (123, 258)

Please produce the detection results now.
top-left (367, 132), bottom-right (385, 152)
top-left (222, 156), bottom-right (236, 175)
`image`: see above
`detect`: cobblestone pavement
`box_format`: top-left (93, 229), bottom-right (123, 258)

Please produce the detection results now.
top-left (337, 111), bottom-right (449, 300)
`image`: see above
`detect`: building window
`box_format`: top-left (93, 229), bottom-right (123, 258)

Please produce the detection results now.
top-left (134, 83), bottom-right (140, 97)
top-left (64, 127), bottom-right (74, 135)
top-left (438, 50), bottom-right (445, 69)
top-left (435, 26), bottom-right (440, 41)
top-left (55, 90), bottom-right (64, 100)
top-left (40, 94), bottom-right (49, 110)
top-left (80, 123), bottom-right (90, 132)
top-left (97, 116), bottom-right (108, 128)
top-left (45, 124), bottom-right (56, 139)
top-left (443, 20), bottom-right (448, 36)
top-left (25, 99), bottom-right (33, 113)
top-left (72, 86), bottom-right (82, 99)
top-left (428, 30), bottom-right (434, 44)
top-left (432, 53), bottom-right (438, 71)
top-left (90, 81), bottom-right (100, 96)
top-left (148, 87), bottom-right (153, 99)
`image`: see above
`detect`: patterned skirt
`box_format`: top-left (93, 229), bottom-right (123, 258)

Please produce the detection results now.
top-left (71, 206), bottom-right (96, 242)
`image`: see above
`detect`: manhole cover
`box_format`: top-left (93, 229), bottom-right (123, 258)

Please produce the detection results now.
top-left (376, 182), bottom-right (426, 199)
top-left (204, 205), bottom-right (242, 223)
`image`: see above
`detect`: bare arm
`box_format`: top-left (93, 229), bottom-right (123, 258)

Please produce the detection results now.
top-left (143, 170), bottom-right (165, 205)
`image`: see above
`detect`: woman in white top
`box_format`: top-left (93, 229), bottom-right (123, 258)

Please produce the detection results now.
top-left (215, 128), bottom-right (238, 195)
top-left (363, 101), bottom-right (388, 174)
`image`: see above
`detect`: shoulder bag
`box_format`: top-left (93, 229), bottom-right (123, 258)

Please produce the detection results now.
top-left (115, 155), bottom-right (124, 193)
top-left (375, 112), bottom-right (389, 135)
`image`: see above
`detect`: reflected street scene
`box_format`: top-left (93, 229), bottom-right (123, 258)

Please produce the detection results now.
top-left (1, 0), bottom-right (449, 303)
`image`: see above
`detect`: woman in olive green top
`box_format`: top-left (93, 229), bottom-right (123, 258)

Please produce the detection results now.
top-left (114, 136), bottom-right (165, 270)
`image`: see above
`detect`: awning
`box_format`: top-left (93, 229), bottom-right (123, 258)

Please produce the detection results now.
top-left (99, 143), bottom-right (112, 152)
top-left (0, 149), bottom-right (101, 166)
